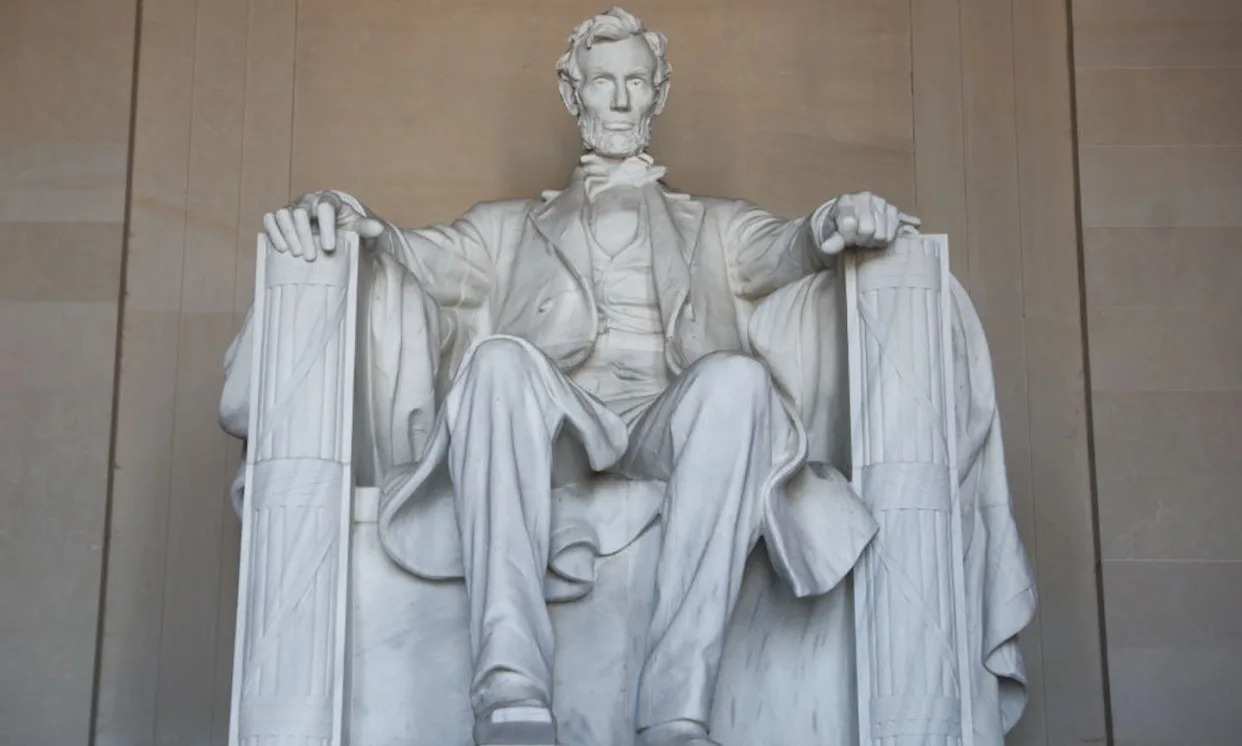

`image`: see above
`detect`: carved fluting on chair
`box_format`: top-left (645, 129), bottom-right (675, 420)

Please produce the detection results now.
top-left (228, 235), bottom-right (359, 746)
top-left (847, 235), bottom-right (976, 746)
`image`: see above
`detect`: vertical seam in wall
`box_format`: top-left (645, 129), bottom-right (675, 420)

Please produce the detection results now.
top-left (1063, 0), bottom-right (1115, 740)
top-left (151, 0), bottom-right (203, 740)
top-left (90, 0), bottom-right (146, 741)
top-left (1005, 0), bottom-right (1051, 739)
top-left (907, 0), bottom-right (918, 217)
top-left (287, 0), bottom-right (300, 203)
top-left (955, 0), bottom-right (971, 288)
top-left (208, 0), bottom-right (256, 731)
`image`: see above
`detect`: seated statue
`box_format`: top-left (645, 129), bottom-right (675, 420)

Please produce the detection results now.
top-left (219, 7), bottom-right (1036, 746)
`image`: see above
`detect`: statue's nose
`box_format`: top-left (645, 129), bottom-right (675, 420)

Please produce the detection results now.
top-left (612, 86), bottom-right (631, 111)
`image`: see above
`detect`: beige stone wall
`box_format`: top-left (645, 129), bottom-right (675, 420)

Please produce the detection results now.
top-left (1072, 1), bottom-right (1242, 743)
top-left (0, 1), bottom-right (1116, 743)
top-left (0, 1), bottom-right (137, 745)
top-left (91, 2), bottom-right (1107, 744)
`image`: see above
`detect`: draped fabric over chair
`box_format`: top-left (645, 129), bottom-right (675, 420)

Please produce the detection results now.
top-left (220, 231), bottom-right (1036, 746)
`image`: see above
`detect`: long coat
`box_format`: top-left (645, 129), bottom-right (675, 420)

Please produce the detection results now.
top-left (353, 174), bottom-right (879, 601)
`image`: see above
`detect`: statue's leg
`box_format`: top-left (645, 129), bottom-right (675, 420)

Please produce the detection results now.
top-left (617, 352), bottom-right (785, 744)
top-left (441, 336), bottom-right (580, 742)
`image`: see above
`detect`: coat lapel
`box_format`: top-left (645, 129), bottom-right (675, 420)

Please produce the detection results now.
top-left (531, 173), bottom-right (706, 340)
top-left (531, 181), bottom-right (592, 284)
top-left (644, 187), bottom-right (705, 338)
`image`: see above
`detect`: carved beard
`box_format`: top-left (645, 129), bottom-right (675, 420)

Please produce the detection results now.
top-left (577, 112), bottom-right (654, 158)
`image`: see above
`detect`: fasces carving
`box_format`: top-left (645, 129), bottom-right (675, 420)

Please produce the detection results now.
top-left (228, 237), bottom-right (358, 746)
top-left (847, 236), bottom-right (975, 745)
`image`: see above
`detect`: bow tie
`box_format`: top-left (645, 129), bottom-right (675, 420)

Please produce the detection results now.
top-left (580, 153), bottom-right (667, 201)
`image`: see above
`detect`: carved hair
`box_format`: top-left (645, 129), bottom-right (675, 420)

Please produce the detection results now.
top-left (556, 7), bottom-right (671, 93)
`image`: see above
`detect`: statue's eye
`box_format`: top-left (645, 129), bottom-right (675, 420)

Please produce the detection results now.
top-left (593, 77), bottom-right (609, 86)
top-left (627, 78), bottom-right (645, 88)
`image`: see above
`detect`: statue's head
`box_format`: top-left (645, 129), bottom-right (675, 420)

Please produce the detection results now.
top-left (556, 7), bottom-right (670, 159)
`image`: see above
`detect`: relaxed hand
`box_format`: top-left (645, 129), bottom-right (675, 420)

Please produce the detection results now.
top-left (262, 191), bottom-right (384, 261)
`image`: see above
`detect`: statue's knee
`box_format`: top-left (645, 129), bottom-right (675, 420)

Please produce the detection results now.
top-left (693, 352), bottom-right (772, 399)
top-left (466, 337), bottom-right (542, 381)
top-left (671, 354), bottom-right (775, 432)
top-left (445, 337), bottom-right (552, 423)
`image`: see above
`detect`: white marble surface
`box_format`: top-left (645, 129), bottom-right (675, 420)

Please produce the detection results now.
top-left (348, 482), bottom-right (860, 746)
top-left (221, 7), bottom-right (1036, 746)
top-left (227, 235), bottom-right (358, 746)
top-left (846, 235), bottom-right (976, 745)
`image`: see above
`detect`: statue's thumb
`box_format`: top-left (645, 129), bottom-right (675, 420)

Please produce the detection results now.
top-left (821, 233), bottom-right (847, 255)
top-left (356, 218), bottom-right (385, 238)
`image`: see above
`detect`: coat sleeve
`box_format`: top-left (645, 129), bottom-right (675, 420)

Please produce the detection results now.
top-left (334, 191), bottom-right (497, 309)
top-left (723, 200), bottom-right (836, 299)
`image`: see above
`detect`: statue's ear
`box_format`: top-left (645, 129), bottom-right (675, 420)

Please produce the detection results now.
top-left (558, 78), bottom-right (580, 117)
top-left (653, 79), bottom-right (671, 116)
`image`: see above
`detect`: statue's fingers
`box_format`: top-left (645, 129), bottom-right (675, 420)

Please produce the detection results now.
top-left (317, 190), bottom-right (342, 211)
top-left (884, 204), bottom-right (900, 243)
top-left (263, 212), bottom-right (289, 252)
top-left (317, 201), bottom-right (337, 251)
top-left (835, 203), bottom-right (859, 242)
top-left (293, 208), bottom-right (316, 262)
top-left (852, 191), bottom-right (872, 216)
top-left (898, 211), bottom-right (922, 228)
top-left (315, 191), bottom-right (344, 224)
top-left (869, 205), bottom-right (887, 246)
top-left (856, 198), bottom-right (876, 241)
top-left (276, 208), bottom-right (303, 257)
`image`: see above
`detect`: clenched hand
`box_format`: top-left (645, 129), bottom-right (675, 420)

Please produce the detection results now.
top-left (817, 191), bottom-right (920, 256)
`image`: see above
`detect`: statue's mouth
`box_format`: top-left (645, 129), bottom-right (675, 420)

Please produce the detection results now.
top-left (602, 122), bottom-right (635, 131)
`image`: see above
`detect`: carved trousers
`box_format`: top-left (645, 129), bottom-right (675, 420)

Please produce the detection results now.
top-left (442, 336), bottom-right (786, 728)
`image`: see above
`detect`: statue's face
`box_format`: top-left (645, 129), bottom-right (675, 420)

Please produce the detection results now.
top-left (574, 35), bottom-right (660, 158)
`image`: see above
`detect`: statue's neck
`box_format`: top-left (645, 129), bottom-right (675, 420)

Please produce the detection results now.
top-left (577, 151), bottom-right (667, 200)
top-left (581, 149), bottom-right (651, 165)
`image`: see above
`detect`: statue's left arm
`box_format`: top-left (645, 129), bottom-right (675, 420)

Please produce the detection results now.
top-left (725, 200), bottom-right (832, 299)
top-left (725, 192), bottom-right (918, 299)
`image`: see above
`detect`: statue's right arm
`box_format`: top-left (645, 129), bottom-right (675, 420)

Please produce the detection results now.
top-left (370, 211), bottom-right (493, 310)
top-left (264, 189), bottom-right (494, 309)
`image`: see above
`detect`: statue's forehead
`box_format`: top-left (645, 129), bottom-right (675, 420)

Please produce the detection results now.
top-left (578, 35), bottom-right (657, 76)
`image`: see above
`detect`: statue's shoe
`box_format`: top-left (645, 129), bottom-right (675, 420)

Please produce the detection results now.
top-left (472, 702), bottom-right (557, 746)
top-left (636, 720), bottom-right (723, 746)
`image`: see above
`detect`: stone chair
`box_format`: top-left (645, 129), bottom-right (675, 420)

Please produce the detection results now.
top-left (220, 231), bottom-right (1037, 746)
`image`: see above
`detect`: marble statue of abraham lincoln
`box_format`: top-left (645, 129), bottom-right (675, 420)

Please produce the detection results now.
top-left (218, 7), bottom-right (1020, 746)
